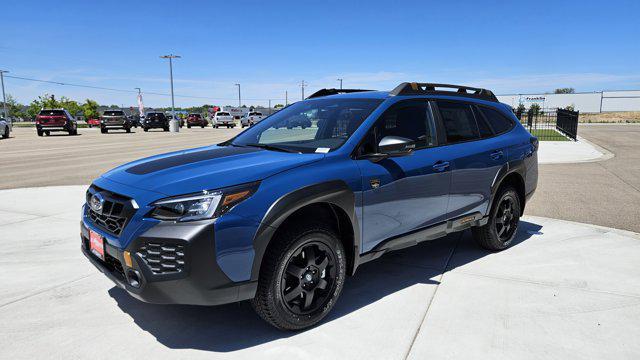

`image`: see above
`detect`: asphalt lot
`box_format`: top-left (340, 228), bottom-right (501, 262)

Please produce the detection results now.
top-left (526, 124), bottom-right (640, 232)
top-left (1, 186), bottom-right (639, 359)
top-left (1, 124), bottom-right (639, 232)
top-left (0, 126), bottom-right (243, 190)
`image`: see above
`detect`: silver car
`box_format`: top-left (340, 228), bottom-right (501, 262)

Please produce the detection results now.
top-left (0, 117), bottom-right (11, 139)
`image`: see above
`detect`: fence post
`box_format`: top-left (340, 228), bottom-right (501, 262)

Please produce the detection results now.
top-left (599, 91), bottom-right (604, 113)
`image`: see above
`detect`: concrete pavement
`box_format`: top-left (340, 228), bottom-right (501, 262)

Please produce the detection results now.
top-left (1, 186), bottom-right (639, 359)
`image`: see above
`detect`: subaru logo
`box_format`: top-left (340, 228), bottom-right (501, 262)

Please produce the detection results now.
top-left (90, 193), bottom-right (105, 214)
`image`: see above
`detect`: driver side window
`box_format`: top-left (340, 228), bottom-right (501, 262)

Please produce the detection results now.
top-left (357, 100), bottom-right (433, 156)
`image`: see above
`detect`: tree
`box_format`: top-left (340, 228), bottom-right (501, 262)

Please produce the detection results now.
top-left (554, 88), bottom-right (575, 94)
top-left (3, 94), bottom-right (27, 120)
top-left (82, 99), bottom-right (100, 120)
top-left (274, 104), bottom-right (285, 109)
top-left (528, 103), bottom-right (541, 116)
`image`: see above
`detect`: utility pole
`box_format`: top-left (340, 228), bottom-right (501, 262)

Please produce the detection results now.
top-left (285, 90), bottom-right (288, 105)
top-left (268, 99), bottom-right (271, 112)
top-left (0, 70), bottom-right (8, 121)
top-left (337, 78), bottom-right (343, 89)
top-left (235, 83), bottom-right (241, 107)
top-left (300, 80), bottom-right (307, 100)
top-left (160, 54), bottom-right (181, 132)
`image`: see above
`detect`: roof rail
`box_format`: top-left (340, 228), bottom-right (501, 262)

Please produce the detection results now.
top-left (306, 88), bottom-right (374, 99)
top-left (390, 82), bottom-right (499, 102)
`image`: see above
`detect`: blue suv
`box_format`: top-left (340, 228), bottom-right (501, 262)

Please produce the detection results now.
top-left (81, 82), bottom-right (538, 330)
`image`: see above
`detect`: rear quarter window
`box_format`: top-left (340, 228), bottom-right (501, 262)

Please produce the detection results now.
top-left (478, 107), bottom-right (514, 134)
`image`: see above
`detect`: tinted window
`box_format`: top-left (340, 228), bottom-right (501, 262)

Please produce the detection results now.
top-left (479, 107), bottom-right (513, 134)
top-left (39, 110), bottom-right (66, 116)
top-left (358, 100), bottom-right (433, 156)
top-left (103, 111), bottom-right (124, 116)
top-left (217, 112), bottom-right (230, 116)
top-left (436, 101), bottom-right (479, 143)
top-left (475, 108), bottom-right (493, 138)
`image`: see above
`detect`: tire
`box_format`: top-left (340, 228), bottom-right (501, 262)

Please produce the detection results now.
top-left (251, 223), bottom-right (346, 331)
top-left (101, 127), bottom-right (107, 134)
top-left (2, 126), bottom-right (8, 139)
top-left (143, 127), bottom-right (149, 132)
top-left (187, 124), bottom-right (191, 129)
top-left (37, 129), bottom-right (43, 137)
top-left (45, 131), bottom-right (50, 136)
top-left (201, 124), bottom-right (205, 128)
top-left (163, 127), bottom-right (169, 132)
top-left (125, 127), bottom-right (131, 133)
top-left (472, 186), bottom-right (521, 251)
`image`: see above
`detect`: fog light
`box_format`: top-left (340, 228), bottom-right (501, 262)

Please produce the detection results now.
top-left (127, 270), bottom-right (141, 288)
top-left (123, 251), bottom-right (133, 268)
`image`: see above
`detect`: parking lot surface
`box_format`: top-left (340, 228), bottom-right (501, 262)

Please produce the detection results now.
top-left (527, 124), bottom-right (640, 232)
top-left (1, 186), bottom-right (639, 359)
top-left (0, 127), bottom-right (243, 190)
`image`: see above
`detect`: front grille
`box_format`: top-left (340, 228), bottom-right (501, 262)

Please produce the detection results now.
top-left (137, 242), bottom-right (185, 274)
top-left (85, 186), bottom-right (135, 237)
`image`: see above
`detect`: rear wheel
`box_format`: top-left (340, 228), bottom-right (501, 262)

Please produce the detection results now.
top-left (37, 129), bottom-right (43, 136)
top-left (125, 126), bottom-right (131, 133)
top-left (2, 126), bottom-right (8, 138)
top-left (143, 127), bottom-right (149, 132)
top-left (472, 186), bottom-right (521, 251)
top-left (251, 223), bottom-right (346, 331)
top-left (44, 131), bottom-right (50, 136)
top-left (200, 124), bottom-right (205, 128)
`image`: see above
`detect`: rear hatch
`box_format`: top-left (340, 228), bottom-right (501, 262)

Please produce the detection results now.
top-left (102, 110), bottom-right (126, 124)
top-left (37, 110), bottom-right (67, 126)
top-left (146, 113), bottom-right (166, 125)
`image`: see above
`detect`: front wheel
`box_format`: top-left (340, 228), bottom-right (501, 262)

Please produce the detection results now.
top-left (251, 224), bottom-right (346, 331)
top-left (472, 186), bottom-right (521, 251)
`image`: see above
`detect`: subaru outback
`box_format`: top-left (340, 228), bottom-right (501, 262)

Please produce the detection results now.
top-left (81, 82), bottom-right (538, 330)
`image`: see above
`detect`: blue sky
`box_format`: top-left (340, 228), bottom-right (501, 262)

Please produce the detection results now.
top-left (1, 0), bottom-right (639, 107)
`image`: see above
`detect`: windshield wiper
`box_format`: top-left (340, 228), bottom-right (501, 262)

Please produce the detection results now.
top-left (244, 143), bottom-right (298, 153)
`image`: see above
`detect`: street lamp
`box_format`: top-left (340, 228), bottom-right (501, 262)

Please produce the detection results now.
top-left (337, 78), bottom-right (343, 89)
top-left (300, 80), bottom-right (307, 100)
top-left (235, 83), bottom-right (241, 107)
top-left (160, 54), bottom-right (181, 132)
top-left (0, 70), bottom-right (8, 121)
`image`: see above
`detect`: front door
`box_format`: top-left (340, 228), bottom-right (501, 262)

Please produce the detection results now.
top-left (355, 100), bottom-right (451, 253)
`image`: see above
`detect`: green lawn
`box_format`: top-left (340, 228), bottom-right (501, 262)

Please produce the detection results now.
top-left (528, 128), bottom-right (569, 141)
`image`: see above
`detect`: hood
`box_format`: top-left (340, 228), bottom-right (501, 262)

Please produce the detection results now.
top-left (101, 145), bottom-right (324, 196)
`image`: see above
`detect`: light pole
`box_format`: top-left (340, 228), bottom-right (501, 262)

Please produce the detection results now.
top-left (337, 78), bottom-right (343, 89)
top-left (285, 90), bottom-right (288, 106)
top-left (160, 54), bottom-right (181, 132)
top-left (0, 70), bottom-right (8, 121)
top-left (235, 83), bottom-right (241, 107)
top-left (300, 80), bottom-right (307, 100)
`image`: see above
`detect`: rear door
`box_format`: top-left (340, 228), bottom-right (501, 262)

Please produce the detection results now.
top-left (433, 100), bottom-right (509, 219)
top-left (355, 99), bottom-right (451, 252)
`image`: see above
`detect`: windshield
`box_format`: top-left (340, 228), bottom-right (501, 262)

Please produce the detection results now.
top-left (230, 98), bottom-right (382, 153)
top-left (217, 112), bottom-right (231, 116)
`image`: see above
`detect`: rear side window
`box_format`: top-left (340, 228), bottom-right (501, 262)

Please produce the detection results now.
top-left (103, 111), bottom-right (124, 116)
top-left (217, 112), bottom-right (230, 116)
top-left (436, 101), bottom-right (479, 143)
top-left (478, 107), bottom-right (514, 134)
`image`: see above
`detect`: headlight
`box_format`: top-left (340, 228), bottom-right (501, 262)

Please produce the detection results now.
top-left (149, 182), bottom-right (259, 222)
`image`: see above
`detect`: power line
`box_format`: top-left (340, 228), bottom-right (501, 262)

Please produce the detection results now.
top-left (3, 74), bottom-right (286, 101)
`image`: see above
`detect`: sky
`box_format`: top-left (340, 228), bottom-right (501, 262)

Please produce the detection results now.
top-left (1, 0), bottom-right (639, 108)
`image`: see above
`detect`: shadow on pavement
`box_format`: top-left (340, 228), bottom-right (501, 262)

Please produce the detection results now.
top-left (109, 220), bottom-right (543, 352)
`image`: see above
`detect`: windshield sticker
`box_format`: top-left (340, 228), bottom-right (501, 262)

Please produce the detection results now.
top-left (315, 147), bottom-right (330, 154)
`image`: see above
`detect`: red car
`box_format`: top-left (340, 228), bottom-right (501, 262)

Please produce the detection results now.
top-left (86, 118), bottom-right (101, 128)
top-left (186, 113), bottom-right (207, 128)
top-left (35, 109), bottom-right (78, 136)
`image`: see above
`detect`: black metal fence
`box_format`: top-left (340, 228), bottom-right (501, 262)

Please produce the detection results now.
top-left (514, 108), bottom-right (579, 141)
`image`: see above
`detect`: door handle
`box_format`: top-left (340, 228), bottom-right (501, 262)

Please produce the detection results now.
top-left (490, 150), bottom-right (504, 160)
top-left (433, 161), bottom-right (450, 172)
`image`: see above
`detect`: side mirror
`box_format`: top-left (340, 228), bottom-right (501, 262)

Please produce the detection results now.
top-left (378, 136), bottom-right (415, 156)
top-left (360, 136), bottom-right (415, 162)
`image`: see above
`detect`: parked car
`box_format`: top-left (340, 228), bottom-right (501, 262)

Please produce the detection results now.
top-left (273, 113), bottom-right (312, 129)
top-left (100, 110), bottom-right (132, 134)
top-left (186, 113), bottom-right (207, 128)
top-left (35, 109), bottom-right (78, 136)
top-left (241, 111), bottom-right (266, 127)
top-left (211, 111), bottom-right (235, 128)
top-left (142, 112), bottom-right (170, 132)
top-left (0, 117), bottom-right (11, 139)
top-left (80, 82), bottom-right (538, 330)
top-left (86, 118), bottom-right (101, 128)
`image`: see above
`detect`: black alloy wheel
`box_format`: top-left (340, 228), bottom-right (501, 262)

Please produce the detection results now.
top-left (281, 241), bottom-right (337, 316)
top-left (495, 196), bottom-right (518, 242)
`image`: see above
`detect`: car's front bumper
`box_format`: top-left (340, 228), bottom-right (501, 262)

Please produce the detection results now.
top-left (80, 218), bottom-right (257, 306)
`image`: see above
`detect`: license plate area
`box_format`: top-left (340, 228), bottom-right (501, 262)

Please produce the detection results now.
top-left (89, 230), bottom-right (105, 261)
